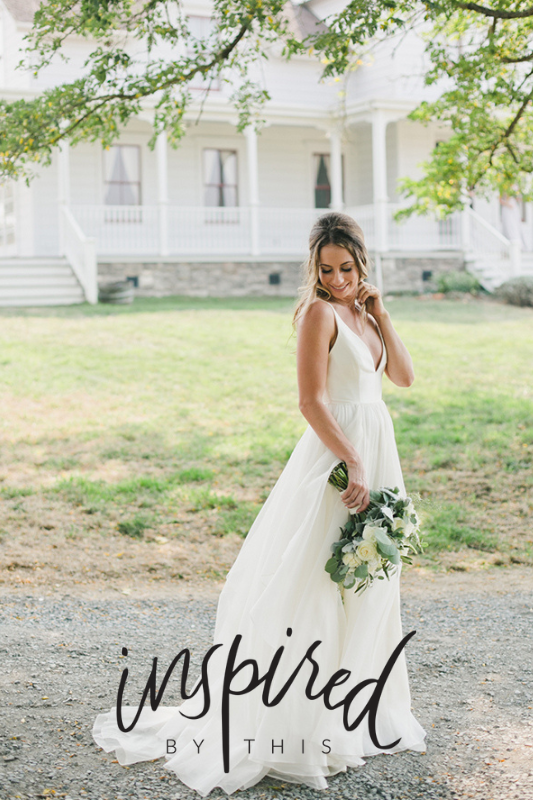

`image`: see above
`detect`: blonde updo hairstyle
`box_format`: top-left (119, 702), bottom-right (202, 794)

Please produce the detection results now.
top-left (293, 212), bottom-right (370, 329)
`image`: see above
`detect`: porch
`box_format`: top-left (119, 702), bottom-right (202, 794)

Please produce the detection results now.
top-left (62, 201), bottom-right (529, 301)
top-left (2, 114), bottom-right (533, 305)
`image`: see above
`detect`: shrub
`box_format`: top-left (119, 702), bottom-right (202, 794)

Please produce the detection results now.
top-left (437, 271), bottom-right (481, 294)
top-left (495, 276), bottom-right (533, 307)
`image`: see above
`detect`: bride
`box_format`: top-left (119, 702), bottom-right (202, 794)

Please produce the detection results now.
top-left (93, 211), bottom-right (427, 795)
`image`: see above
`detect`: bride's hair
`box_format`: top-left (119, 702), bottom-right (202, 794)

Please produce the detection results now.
top-left (292, 212), bottom-right (370, 329)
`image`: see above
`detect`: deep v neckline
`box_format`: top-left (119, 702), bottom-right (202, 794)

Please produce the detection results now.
top-left (330, 304), bottom-right (385, 373)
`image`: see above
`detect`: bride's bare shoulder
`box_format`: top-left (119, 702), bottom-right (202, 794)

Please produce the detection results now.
top-left (298, 299), bottom-right (335, 329)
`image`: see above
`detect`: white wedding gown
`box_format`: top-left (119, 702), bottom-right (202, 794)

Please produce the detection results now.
top-left (93, 304), bottom-right (427, 795)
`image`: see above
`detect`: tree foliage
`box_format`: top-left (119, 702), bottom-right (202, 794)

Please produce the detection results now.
top-left (398, 1), bottom-right (533, 216)
top-left (1, 1), bottom-right (533, 216)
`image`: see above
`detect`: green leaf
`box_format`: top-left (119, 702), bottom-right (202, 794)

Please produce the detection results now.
top-left (325, 557), bottom-right (338, 574)
top-left (374, 528), bottom-right (394, 547)
top-left (331, 568), bottom-right (347, 583)
top-left (343, 574), bottom-right (356, 589)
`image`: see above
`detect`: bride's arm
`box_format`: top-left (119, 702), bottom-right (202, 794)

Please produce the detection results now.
top-left (296, 301), bottom-right (370, 512)
top-left (357, 283), bottom-right (414, 388)
top-left (372, 310), bottom-right (415, 387)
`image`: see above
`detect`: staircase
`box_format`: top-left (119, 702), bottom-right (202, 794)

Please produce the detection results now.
top-left (464, 254), bottom-right (511, 292)
top-left (461, 208), bottom-right (517, 291)
top-left (0, 258), bottom-right (85, 306)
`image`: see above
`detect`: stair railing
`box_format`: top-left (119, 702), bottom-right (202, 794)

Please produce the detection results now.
top-left (60, 206), bottom-right (97, 304)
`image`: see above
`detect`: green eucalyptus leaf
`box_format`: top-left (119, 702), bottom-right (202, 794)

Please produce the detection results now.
top-left (325, 557), bottom-right (339, 574)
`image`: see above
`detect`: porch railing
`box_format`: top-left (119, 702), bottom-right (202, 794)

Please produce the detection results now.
top-left (70, 204), bottom-right (467, 258)
top-left (461, 206), bottom-right (520, 288)
top-left (387, 204), bottom-right (462, 250)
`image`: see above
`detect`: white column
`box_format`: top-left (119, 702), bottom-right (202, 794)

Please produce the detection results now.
top-left (58, 141), bottom-right (70, 255)
top-left (329, 129), bottom-right (343, 211)
top-left (371, 111), bottom-right (389, 254)
top-left (156, 130), bottom-right (169, 257)
top-left (510, 239), bottom-right (522, 277)
top-left (58, 141), bottom-right (70, 206)
top-left (15, 180), bottom-right (34, 257)
top-left (245, 126), bottom-right (260, 256)
top-left (460, 207), bottom-right (471, 254)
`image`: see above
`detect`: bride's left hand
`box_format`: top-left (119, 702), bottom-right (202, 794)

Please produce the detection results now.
top-left (357, 281), bottom-right (386, 317)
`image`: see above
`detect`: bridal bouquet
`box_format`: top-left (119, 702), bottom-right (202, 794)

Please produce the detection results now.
top-left (325, 462), bottom-right (424, 594)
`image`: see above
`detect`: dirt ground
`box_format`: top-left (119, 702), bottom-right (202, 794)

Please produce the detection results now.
top-left (1, 467), bottom-right (532, 598)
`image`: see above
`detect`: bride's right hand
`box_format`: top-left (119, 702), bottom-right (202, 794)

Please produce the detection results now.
top-left (340, 461), bottom-right (370, 513)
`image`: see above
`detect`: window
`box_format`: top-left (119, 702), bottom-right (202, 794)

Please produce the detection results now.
top-left (203, 149), bottom-right (238, 207)
top-left (314, 153), bottom-right (344, 208)
top-left (104, 145), bottom-right (141, 205)
top-left (314, 154), bottom-right (331, 209)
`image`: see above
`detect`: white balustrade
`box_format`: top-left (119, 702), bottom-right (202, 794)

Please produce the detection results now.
top-left (258, 208), bottom-right (324, 254)
top-left (388, 204), bottom-right (462, 250)
top-left (71, 205), bottom-right (159, 255)
top-left (168, 206), bottom-right (251, 255)
top-left (346, 205), bottom-right (376, 249)
top-left (67, 203), bottom-right (528, 288)
top-left (60, 206), bottom-right (97, 303)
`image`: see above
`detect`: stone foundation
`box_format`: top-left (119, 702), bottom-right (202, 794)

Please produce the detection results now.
top-left (380, 254), bottom-right (465, 294)
top-left (97, 254), bottom-right (465, 297)
top-left (98, 260), bottom-right (305, 298)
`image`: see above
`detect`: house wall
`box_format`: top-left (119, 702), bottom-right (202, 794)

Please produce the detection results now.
top-left (67, 121), bottom-right (337, 211)
top-left (31, 157), bottom-right (60, 256)
top-left (261, 55), bottom-right (337, 110)
top-left (256, 125), bottom-right (331, 208)
top-left (0, 1), bottom-right (27, 90)
top-left (345, 124), bottom-right (372, 206)
top-left (69, 120), bottom-right (158, 206)
top-left (396, 119), bottom-right (449, 186)
top-left (169, 121), bottom-right (247, 207)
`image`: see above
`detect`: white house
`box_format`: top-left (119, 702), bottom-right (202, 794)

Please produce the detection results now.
top-left (0, 0), bottom-right (531, 305)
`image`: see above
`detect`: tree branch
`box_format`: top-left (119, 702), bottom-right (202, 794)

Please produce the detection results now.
top-left (455, 2), bottom-right (533, 20)
top-left (52, 21), bottom-right (252, 144)
top-left (500, 51), bottom-right (533, 64)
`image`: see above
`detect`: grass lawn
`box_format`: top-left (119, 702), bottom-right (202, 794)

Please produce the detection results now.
top-left (0, 294), bottom-right (532, 588)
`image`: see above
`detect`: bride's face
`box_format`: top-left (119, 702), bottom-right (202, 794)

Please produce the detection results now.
top-left (318, 244), bottom-right (360, 304)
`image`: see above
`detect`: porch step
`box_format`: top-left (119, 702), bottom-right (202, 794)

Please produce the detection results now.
top-left (467, 254), bottom-right (533, 291)
top-left (465, 257), bottom-right (510, 291)
top-left (519, 254), bottom-right (533, 275)
top-left (0, 258), bottom-right (85, 306)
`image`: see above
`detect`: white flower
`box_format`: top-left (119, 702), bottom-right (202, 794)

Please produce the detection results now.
top-left (405, 500), bottom-right (416, 517)
top-left (402, 516), bottom-right (417, 537)
top-left (392, 517), bottom-right (406, 533)
top-left (362, 524), bottom-right (381, 542)
top-left (367, 556), bottom-right (382, 575)
top-left (356, 540), bottom-right (379, 562)
top-left (342, 552), bottom-right (361, 569)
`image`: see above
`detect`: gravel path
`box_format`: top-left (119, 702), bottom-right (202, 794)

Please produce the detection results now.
top-left (1, 574), bottom-right (532, 800)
